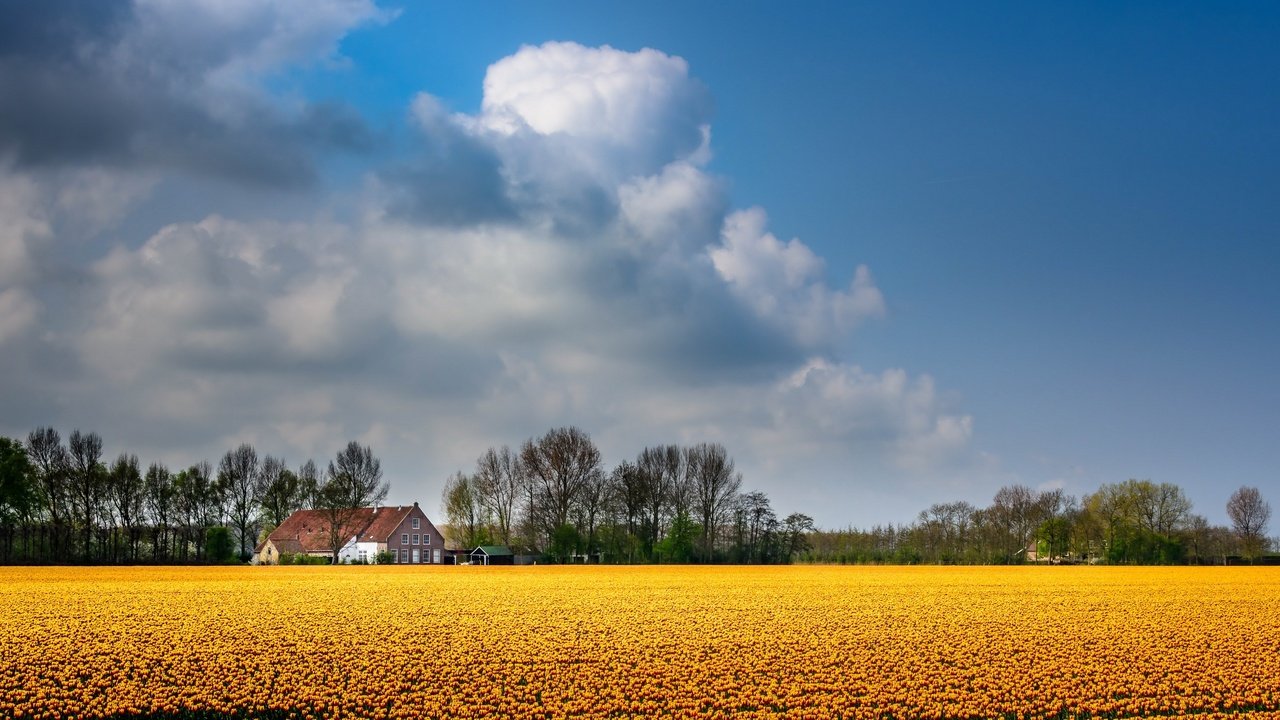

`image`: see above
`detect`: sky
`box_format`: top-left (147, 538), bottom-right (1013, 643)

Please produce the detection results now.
top-left (1, 1), bottom-right (1277, 529)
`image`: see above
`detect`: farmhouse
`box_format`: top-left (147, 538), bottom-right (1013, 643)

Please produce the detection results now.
top-left (255, 502), bottom-right (446, 565)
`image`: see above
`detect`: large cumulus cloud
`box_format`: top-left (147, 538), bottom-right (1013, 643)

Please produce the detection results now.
top-left (0, 23), bottom-right (986, 526)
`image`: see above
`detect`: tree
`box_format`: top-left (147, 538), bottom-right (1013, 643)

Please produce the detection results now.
top-left (610, 460), bottom-right (648, 562)
top-left (296, 460), bottom-right (320, 509)
top-left (656, 512), bottom-right (700, 563)
top-left (687, 443), bottom-right (741, 562)
top-left (574, 465), bottom-right (608, 557)
top-left (442, 471), bottom-right (488, 549)
top-left (1227, 486), bottom-right (1271, 563)
top-left (520, 427), bottom-right (601, 534)
top-left (175, 461), bottom-right (218, 561)
top-left (739, 491), bottom-right (776, 563)
top-left (258, 455), bottom-right (301, 530)
top-left (989, 485), bottom-right (1044, 564)
top-left (144, 463), bottom-right (175, 562)
top-left (472, 446), bottom-right (522, 547)
top-left (0, 437), bottom-right (36, 562)
top-left (204, 526), bottom-right (236, 564)
top-left (317, 441), bottom-right (388, 564)
top-left (218, 444), bottom-right (261, 561)
top-left (26, 427), bottom-right (70, 561)
top-left (781, 512), bottom-right (816, 560)
top-left (68, 430), bottom-right (105, 561)
top-left (636, 445), bottom-right (675, 559)
top-left (108, 453), bottom-right (145, 562)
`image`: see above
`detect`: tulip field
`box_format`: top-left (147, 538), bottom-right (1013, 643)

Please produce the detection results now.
top-left (1, 565), bottom-right (1278, 719)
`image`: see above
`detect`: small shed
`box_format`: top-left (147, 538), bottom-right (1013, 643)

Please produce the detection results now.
top-left (470, 545), bottom-right (514, 565)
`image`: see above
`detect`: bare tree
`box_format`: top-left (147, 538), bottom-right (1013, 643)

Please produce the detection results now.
top-left (296, 459), bottom-right (320, 509)
top-left (575, 466), bottom-right (608, 557)
top-left (663, 445), bottom-right (692, 521)
top-left (687, 443), bottom-right (741, 563)
top-left (610, 460), bottom-right (648, 562)
top-left (1227, 486), bottom-right (1271, 563)
top-left (472, 446), bottom-right (522, 547)
top-left (990, 485), bottom-right (1043, 563)
top-left (67, 430), bottom-right (104, 561)
top-left (443, 471), bottom-right (488, 549)
top-left (636, 446), bottom-right (673, 557)
top-left (317, 441), bottom-right (388, 563)
top-left (26, 428), bottom-right (70, 560)
top-left (144, 462), bottom-right (174, 561)
top-left (520, 427), bottom-right (601, 535)
top-left (257, 455), bottom-right (301, 530)
top-left (782, 512), bottom-right (816, 559)
top-left (176, 461), bottom-right (218, 561)
top-left (218, 443), bottom-right (261, 561)
top-left (741, 490), bottom-right (775, 563)
top-left (108, 453), bottom-right (145, 562)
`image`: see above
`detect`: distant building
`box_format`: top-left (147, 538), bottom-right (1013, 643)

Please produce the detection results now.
top-left (255, 502), bottom-right (446, 565)
top-left (469, 545), bottom-right (515, 565)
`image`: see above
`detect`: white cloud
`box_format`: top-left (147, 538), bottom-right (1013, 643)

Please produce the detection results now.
top-left (771, 359), bottom-right (973, 470)
top-left (711, 207), bottom-right (886, 346)
top-left (0, 37), bottom-right (985, 529)
top-left (128, 0), bottom-right (390, 118)
top-left (618, 161), bottom-right (724, 255)
top-left (84, 214), bottom-right (373, 379)
top-left (0, 288), bottom-right (38, 344)
top-left (0, 169), bottom-right (50, 286)
top-left (470, 41), bottom-right (712, 193)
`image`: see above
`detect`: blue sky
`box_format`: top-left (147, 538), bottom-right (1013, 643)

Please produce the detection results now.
top-left (1, 1), bottom-right (1276, 528)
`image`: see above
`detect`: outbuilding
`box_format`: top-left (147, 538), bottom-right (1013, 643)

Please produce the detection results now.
top-left (469, 545), bottom-right (515, 565)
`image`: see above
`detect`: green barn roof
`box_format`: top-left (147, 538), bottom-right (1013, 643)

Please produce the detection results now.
top-left (471, 545), bottom-right (513, 556)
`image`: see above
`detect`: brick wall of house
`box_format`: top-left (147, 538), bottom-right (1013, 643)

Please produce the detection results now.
top-left (386, 504), bottom-right (447, 563)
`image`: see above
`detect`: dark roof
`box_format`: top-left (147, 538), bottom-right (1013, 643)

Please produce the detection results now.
top-left (471, 545), bottom-right (513, 556)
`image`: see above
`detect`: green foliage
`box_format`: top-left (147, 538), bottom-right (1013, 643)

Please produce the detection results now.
top-left (548, 523), bottom-right (581, 562)
top-left (1107, 527), bottom-right (1185, 565)
top-left (1036, 517), bottom-right (1072, 560)
top-left (203, 526), bottom-right (237, 564)
top-left (278, 552), bottom-right (330, 565)
top-left (375, 551), bottom-right (395, 564)
top-left (657, 513), bottom-right (701, 563)
top-left (0, 437), bottom-right (36, 524)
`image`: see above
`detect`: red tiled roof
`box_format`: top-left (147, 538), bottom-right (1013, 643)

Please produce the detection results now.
top-left (268, 508), bottom-right (377, 554)
top-left (358, 505), bottom-right (414, 543)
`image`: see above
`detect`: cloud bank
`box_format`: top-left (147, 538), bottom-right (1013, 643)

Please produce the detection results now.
top-left (0, 13), bottom-right (983, 526)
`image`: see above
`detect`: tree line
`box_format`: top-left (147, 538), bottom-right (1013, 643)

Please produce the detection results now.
top-left (0, 428), bottom-right (387, 564)
top-left (443, 426), bottom-right (814, 563)
top-left (803, 480), bottom-right (1273, 565)
top-left (1, 424), bottom-right (1271, 566)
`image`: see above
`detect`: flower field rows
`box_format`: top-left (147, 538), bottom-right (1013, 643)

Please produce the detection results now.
top-left (1, 566), bottom-right (1278, 719)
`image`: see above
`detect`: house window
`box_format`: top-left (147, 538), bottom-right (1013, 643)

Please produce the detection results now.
top-left (358, 550), bottom-right (368, 564)
top-left (423, 534), bottom-right (431, 546)
top-left (399, 548), bottom-right (408, 562)
top-left (433, 548), bottom-right (441, 564)
top-left (412, 534), bottom-right (419, 545)
top-left (412, 548), bottom-right (420, 563)
top-left (412, 517), bottom-right (420, 530)
top-left (401, 533), bottom-right (409, 544)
